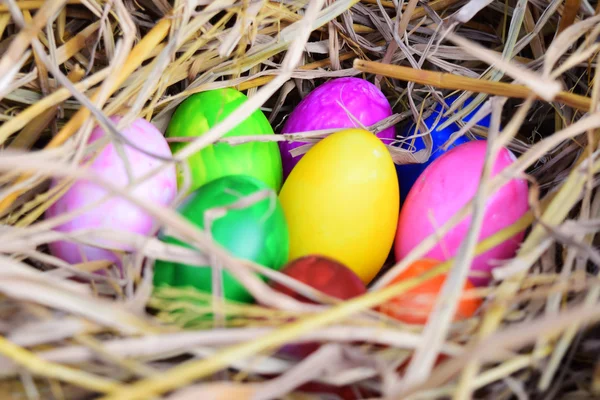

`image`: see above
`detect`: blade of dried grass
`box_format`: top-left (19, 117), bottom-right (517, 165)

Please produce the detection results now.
top-left (543, 13), bottom-right (600, 77)
top-left (0, 335), bottom-right (119, 393)
top-left (538, 285), bottom-right (600, 390)
top-left (54, 21), bottom-right (101, 64)
top-left (352, 59), bottom-right (591, 110)
top-left (398, 0), bottom-right (420, 41)
top-left (0, 50), bottom-right (32, 101)
top-left (443, 29), bottom-right (562, 101)
top-left (114, 11), bottom-right (232, 120)
top-left (0, 0), bottom-right (80, 12)
top-left (8, 65), bottom-right (84, 150)
top-left (411, 347), bottom-right (552, 400)
top-left (253, 344), bottom-right (347, 400)
top-left (73, 334), bottom-right (160, 378)
top-left (0, 326), bottom-right (462, 373)
top-left (0, 0), bottom-right (66, 100)
top-left (0, 255), bottom-right (159, 335)
top-left (0, 13), bottom-right (10, 38)
top-left (8, 318), bottom-right (92, 348)
top-left (362, 0), bottom-right (462, 19)
top-left (523, 5), bottom-right (545, 59)
top-left (0, 68), bottom-right (110, 144)
top-left (452, 0), bottom-right (494, 24)
top-left (21, 249), bottom-right (122, 283)
top-left (556, 0), bottom-right (581, 35)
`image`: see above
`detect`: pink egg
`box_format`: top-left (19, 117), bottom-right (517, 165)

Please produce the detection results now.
top-left (395, 140), bottom-right (529, 286)
top-left (46, 116), bottom-right (177, 271)
top-left (280, 77), bottom-right (395, 179)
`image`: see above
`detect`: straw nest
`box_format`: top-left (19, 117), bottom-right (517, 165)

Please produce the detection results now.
top-left (1, 0), bottom-right (600, 399)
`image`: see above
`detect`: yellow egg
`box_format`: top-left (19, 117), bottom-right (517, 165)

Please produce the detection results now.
top-left (278, 128), bottom-right (400, 284)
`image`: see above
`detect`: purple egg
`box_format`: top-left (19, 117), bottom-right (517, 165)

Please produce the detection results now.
top-left (280, 77), bottom-right (395, 179)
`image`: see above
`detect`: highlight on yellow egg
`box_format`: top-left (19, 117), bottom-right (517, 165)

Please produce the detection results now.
top-left (278, 128), bottom-right (400, 284)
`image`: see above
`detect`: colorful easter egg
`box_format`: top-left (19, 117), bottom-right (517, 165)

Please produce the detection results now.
top-left (270, 255), bottom-right (366, 303)
top-left (166, 88), bottom-right (283, 194)
top-left (395, 95), bottom-right (491, 201)
top-left (280, 77), bottom-right (395, 179)
top-left (270, 255), bottom-right (366, 358)
top-left (279, 128), bottom-right (399, 284)
top-left (377, 259), bottom-right (481, 324)
top-left (395, 140), bottom-right (529, 286)
top-left (153, 174), bottom-right (289, 303)
top-left (46, 116), bottom-right (177, 270)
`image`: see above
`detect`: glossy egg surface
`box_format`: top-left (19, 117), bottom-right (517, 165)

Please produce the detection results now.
top-left (166, 88), bottom-right (283, 194)
top-left (279, 128), bottom-right (399, 284)
top-left (153, 174), bottom-right (289, 303)
top-left (280, 77), bottom-right (395, 179)
top-left (377, 259), bottom-right (481, 324)
top-left (46, 116), bottom-right (177, 267)
top-left (270, 255), bottom-right (366, 303)
top-left (395, 140), bottom-right (529, 286)
top-left (395, 95), bottom-right (491, 201)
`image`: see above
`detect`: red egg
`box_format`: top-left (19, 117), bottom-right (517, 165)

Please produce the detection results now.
top-left (271, 255), bottom-right (367, 303)
top-left (270, 255), bottom-right (367, 358)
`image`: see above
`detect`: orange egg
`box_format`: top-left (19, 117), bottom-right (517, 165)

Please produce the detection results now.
top-left (377, 259), bottom-right (481, 324)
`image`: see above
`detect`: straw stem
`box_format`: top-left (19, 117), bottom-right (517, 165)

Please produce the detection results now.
top-left (353, 59), bottom-right (592, 111)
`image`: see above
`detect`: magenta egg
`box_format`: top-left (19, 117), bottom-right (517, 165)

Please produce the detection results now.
top-left (46, 116), bottom-right (177, 270)
top-left (279, 77), bottom-right (395, 179)
top-left (395, 140), bottom-right (529, 286)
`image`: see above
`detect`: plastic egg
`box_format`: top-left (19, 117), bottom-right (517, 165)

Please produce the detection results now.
top-left (395, 141), bottom-right (529, 286)
top-left (153, 175), bottom-right (289, 303)
top-left (395, 95), bottom-right (491, 201)
top-left (46, 116), bottom-right (177, 268)
top-left (279, 128), bottom-right (399, 284)
top-left (279, 77), bottom-right (395, 179)
top-left (166, 88), bottom-right (283, 194)
top-left (270, 255), bottom-right (366, 358)
top-left (377, 259), bottom-right (481, 324)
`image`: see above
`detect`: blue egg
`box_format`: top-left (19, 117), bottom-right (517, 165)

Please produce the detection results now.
top-left (395, 95), bottom-right (492, 202)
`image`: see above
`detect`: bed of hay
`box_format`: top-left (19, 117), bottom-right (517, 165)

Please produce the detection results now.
top-left (1, 0), bottom-right (600, 399)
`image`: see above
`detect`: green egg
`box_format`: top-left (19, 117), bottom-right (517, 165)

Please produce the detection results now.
top-left (166, 88), bottom-right (283, 194)
top-left (153, 174), bottom-right (290, 303)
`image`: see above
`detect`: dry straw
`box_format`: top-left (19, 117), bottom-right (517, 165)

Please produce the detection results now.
top-left (1, 0), bottom-right (600, 399)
